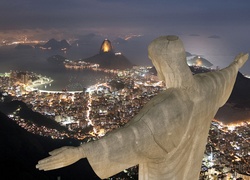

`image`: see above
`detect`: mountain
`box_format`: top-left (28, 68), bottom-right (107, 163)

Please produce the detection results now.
top-left (228, 72), bottom-right (250, 106)
top-left (83, 39), bottom-right (134, 69)
top-left (38, 39), bottom-right (71, 50)
top-left (187, 56), bottom-right (213, 67)
top-left (215, 72), bottom-right (250, 123)
top-left (0, 111), bottom-right (100, 180)
top-left (186, 51), bottom-right (193, 57)
top-left (84, 52), bottom-right (134, 70)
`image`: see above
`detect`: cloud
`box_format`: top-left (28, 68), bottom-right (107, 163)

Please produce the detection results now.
top-left (208, 35), bottom-right (221, 39)
top-left (0, 0), bottom-right (250, 46)
top-left (189, 34), bottom-right (200, 37)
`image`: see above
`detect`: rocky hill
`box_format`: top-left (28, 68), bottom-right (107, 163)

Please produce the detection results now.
top-left (83, 39), bottom-right (135, 70)
top-left (84, 51), bottom-right (134, 70)
top-left (36, 39), bottom-right (71, 50)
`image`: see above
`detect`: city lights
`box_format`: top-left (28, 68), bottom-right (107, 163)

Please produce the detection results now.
top-left (0, 67), bottom-right (249, 179)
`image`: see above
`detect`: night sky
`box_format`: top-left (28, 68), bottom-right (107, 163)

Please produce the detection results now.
top-left (1, 0), bottom-right (250, 73)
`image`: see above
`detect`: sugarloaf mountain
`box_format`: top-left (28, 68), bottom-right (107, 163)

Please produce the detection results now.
top-left (84, 39), bottom-right (134, 69)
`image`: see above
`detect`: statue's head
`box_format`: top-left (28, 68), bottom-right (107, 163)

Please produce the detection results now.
top-left (148, 35), bottom-right (193, 88)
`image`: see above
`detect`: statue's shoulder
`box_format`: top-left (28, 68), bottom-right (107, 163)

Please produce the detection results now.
top-left (130, 88), bottom-right (194, 124)
top-left (152, 88), bottom-right (193, 105)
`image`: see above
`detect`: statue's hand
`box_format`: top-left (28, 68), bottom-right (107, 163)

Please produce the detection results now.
top-left (36, 146), bottom-right (85, 171)
top-left (234, 53), bottom-right (249, 68)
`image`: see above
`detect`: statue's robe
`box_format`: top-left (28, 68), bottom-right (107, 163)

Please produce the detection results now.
top-left (82, 59), bottom-right (242, 179)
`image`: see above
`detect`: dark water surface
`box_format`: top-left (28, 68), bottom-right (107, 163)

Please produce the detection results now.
top-left (0, 47), bottom-right (112, 90)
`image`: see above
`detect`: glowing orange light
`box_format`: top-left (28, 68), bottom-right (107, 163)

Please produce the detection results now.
top-left (102, 43), bottom-right (109, 52)
top-left (101, 41), bottom-right (111, 52)
top-left (195, 58), bottom-right (203, 66)
top-left (100, 39), bottom-right (112, 53)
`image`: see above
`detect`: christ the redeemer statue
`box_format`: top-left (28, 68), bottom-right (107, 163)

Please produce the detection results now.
top-left (36, 35), bottom-right (248, 180)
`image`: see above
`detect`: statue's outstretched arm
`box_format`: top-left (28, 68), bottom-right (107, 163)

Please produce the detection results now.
top-left (217, 53), bottom-right (248, 106)
top-left (36, 89), bottom-right (191, 178)
top-left (231, 53), bottom-right (249, 69)
top-left (36, 146), bottom-right (85, 171)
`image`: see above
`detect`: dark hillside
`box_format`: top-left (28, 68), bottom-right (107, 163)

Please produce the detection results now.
top-left (0, 112), bottom-right (100, 180)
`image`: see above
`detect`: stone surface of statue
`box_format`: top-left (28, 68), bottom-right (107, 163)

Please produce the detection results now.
top-left (36, 35), bottom-right (249, 180)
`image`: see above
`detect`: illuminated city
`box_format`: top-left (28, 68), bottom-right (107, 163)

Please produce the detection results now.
top-left (0, 64), bottom-right (250, 179)
top-left (0, 1), bottom-right (250, 179)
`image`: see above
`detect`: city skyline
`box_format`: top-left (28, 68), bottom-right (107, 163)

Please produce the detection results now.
top-left (1, 0), bottom-right (250, 74)
top-left (1, 65), bottom-right (250, 179)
